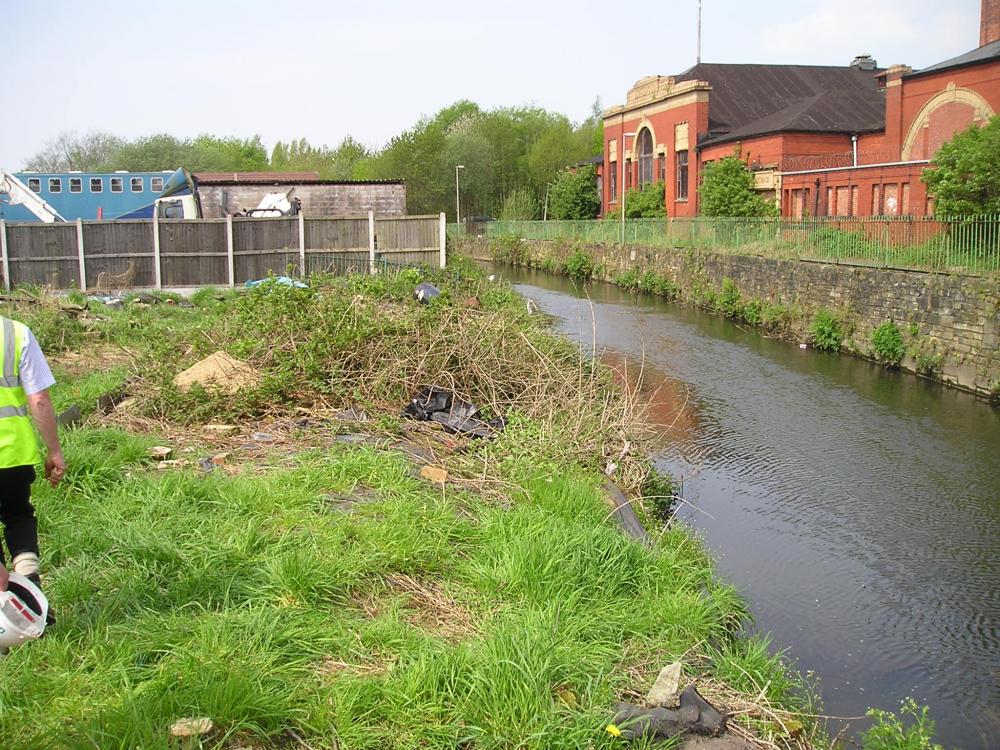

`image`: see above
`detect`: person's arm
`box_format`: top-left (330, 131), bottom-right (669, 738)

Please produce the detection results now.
top-left (27, 389), bottom-right (65, 486)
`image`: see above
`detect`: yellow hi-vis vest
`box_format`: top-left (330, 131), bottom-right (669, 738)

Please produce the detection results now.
top-left (0, 317), bottom-right (42, 468)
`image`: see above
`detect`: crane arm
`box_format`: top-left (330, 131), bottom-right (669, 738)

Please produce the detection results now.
top-left (0, 170), bottom-right (66, 222)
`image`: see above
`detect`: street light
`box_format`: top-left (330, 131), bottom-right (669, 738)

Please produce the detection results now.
top-left (620, 132), bottom-right (636, 245)
top-left (455, 165), bottom-right (465, 226)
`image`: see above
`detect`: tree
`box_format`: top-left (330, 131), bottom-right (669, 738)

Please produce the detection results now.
top-left (699, 155), bottom-right (778, 217)
top-left (922, 115), bottom-right (1000, 215)
top-left (547, 165), bottom-right (600, 219)
top-left (24, 131), bottom-right (124, 171)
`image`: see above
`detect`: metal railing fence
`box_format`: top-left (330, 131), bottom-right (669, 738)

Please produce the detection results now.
top-left (487, 216), bottom-right (1000, 277)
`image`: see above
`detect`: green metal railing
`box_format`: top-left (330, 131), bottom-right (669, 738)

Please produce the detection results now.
top-left (486, 216), bottom-right (1000, 277)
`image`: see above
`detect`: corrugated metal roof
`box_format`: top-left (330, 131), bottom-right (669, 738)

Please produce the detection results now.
top-left (908, 40), bottom-right (1000, 78)
top-left (673, 63), bottom-right (885, 147)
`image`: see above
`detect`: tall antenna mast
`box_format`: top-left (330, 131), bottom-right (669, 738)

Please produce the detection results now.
top-left (697, 0), bottom-right (702, 63)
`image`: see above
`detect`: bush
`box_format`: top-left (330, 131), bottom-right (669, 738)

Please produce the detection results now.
top-left (862, 699), bottom-right (943, 750)
top-left (624, 181), bottom-right (667, 218)
top-left (616, 270), bottom-right (678, 299)
top-left (871, 321), bottom-right (905, 366)
top-left (810, 310), bottom-right (843, 351)
top-left (498, 187), bottom-right (539, 221)
top-left (548, 165), bottom-right (601, 220)
top-left (716, 278), bottom-right (742, 318)
top-left (564, 248), bottom-right (595, 280)
top-left (699, 153), bottom-right (779, 217)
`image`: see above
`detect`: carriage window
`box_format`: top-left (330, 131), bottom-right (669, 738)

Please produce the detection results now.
top-left (70, 178), bottom-right (83, 193)
top-left (151, 177), bottom-right (164, 192)
top-left (48, 178), bottom-right (62, 193)
top-left (110, 177), bottom-right (123, 193)
top-left (90, 177), bottom-right (103, 193)
top-left (27, 178), bottom-right (41, 192)
top-left (130, 177), bottom-right (143, 192)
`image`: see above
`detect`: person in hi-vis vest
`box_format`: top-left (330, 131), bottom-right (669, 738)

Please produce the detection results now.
top-left (0, 316), bottom-right (65, 610)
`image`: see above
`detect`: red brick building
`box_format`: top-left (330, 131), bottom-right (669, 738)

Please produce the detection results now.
top-left (602, 0), bottom-right (1000, 219)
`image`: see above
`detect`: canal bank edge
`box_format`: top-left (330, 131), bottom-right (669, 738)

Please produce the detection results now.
top-left (463, 236), bottom-right (1000, 401)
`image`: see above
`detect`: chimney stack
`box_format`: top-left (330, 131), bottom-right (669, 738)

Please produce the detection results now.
top-left (983, 0), bottom-right (1000, 47)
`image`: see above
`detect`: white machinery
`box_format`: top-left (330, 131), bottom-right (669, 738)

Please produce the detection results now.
top-left (237, 190), bottom-right (302, 218)
top-left (0, 170), bottom-right (66, 223)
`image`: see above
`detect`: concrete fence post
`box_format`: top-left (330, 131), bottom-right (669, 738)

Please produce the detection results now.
top-left (226, 215), bottom-right (235, 288)
top-left (298, 213), bottom-right (306, 278)
top-left (368, 210), bottom-right (376, 275)
top-left (152, 214), bottom-right (162, 290)
top-left (439, 212), bottom-right (447, 269)
top-left (0, 220), bottom-right (10, 292)
top-left (75, 219), bottom-right (87, 292)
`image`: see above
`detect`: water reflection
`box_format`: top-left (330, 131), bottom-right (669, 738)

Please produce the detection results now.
top-left (500, 266), bottom-right (1000, 750)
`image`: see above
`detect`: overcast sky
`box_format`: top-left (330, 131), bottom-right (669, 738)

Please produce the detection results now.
top-left (1, 0), bottom-right (982, 169)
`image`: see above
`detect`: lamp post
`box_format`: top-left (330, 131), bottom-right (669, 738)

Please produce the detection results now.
top-left (620, 132), bottom-right (636, 245)
top-left (455, 165), bottom-right (465, 227)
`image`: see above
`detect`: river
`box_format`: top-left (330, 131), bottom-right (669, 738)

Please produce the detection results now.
top-left (500, 266), bottom-right (1000, 750)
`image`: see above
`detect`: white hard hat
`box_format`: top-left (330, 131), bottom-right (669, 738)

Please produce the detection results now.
top-left (0, 573), bottom-right (48, 649)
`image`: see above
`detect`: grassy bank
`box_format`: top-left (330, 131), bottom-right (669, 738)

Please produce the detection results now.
top-left (0, 268), bottom-right (818, 749)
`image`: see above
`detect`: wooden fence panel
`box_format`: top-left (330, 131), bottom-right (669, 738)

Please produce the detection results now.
top-left (81, 221), bottom-right (155, 288)
top-left (6, 223), bottom-right (79, 288)
top-left (232, 217), bottom-right (299, 281)
top-left (305, 217), bottom-right (369, 250)
top-left (159, 219), bottom-right (228, 286)
top-left (376, 216), bottom-right (438, 250)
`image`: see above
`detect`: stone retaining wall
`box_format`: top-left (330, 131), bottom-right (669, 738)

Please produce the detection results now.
top-left (465, 237), bottom-right (1000, 399)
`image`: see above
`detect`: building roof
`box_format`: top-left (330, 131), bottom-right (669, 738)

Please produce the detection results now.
top-left (193, 172), bottom-right (403, 186)
top-left (674, 63), bottom-right (886, 147)
top-left (907, 39), bottom-right (1000, 78)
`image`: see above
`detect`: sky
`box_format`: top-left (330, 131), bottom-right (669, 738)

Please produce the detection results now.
top-left (0, 0), bottom-right (983, 169)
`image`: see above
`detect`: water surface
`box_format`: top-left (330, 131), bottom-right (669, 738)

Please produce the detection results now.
top-left (501, 266), bottom-right (1000, 749)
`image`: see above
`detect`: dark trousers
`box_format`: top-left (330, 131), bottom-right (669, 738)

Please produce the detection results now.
top-left (0, 465), bottom-right (39, 567)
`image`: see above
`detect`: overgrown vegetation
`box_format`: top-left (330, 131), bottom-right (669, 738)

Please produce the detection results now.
top-left (871, 321), bottom-right (906, 367)
top-left (563, 248), bottom-right (597, 280)
top-left (0, 268), bottom-right (822, 749)
top-left (810, 310), bottom-right (844, 351)
top-left (862, 699), bottom-right (944, 750)
top-left (614, 269), bottom-right (679, 300)
top-left (623, 180), bottom-right (667, 218)
top-left (922, 114), bottom-right (1000, 216)
top-left (547, 165), bottom-right (601, 220)
top-left (699, 154), bottom-right (779, 218)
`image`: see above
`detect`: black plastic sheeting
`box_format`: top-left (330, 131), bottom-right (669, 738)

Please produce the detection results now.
top-left (413, 283), bottom-right (440, 304)
top-left (611, 685), bottom-right (726, 741)
top-left (402, 385), bottom-right (505, 439)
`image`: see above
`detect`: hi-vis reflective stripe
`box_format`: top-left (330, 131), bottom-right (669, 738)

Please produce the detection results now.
top-left (1, 318), bottom-right (19, 388)
top-left (0, 405), bottom-right (28, 418)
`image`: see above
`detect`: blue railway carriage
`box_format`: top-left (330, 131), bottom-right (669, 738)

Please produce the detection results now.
top-left (0, 170), bottom-right (174, 221)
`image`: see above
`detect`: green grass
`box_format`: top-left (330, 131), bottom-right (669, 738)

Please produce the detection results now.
top-left (0, 267), bottom-right (816, 748)
top-left (0, 429), bottom-right (763, 749)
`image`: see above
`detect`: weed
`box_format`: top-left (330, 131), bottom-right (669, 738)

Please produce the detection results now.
top-left (740, 299), bottom-right (763, 326)
top-left (563, 248), bottom-right (596, 280)
top-left (810, 310), bottom-right (843, 351)
top-left (615, 270), bottom-right (678, 300)
top-left (716, 278), bottom-right (743, 318)
top-left (862, 699), bottom-right (943, 750)
top-left (871, 321), bottom-right (905, 367)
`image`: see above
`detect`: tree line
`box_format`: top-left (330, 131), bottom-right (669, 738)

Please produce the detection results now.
top-left (23, 100), bottom-right (604, 221)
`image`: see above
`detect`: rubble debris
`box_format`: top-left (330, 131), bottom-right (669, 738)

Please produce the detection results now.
top-left (173, 352), bottom-right (260, 394)
top-left (148, 446), bottom-right (173, 460)
top-left (610, 685), bottom-right (726, 742)
top-left (413, 282), bottom-right (440, 304)
top-left (334, 406), bottom-right (369, 422)
top-left (169, 717), bottom-right (214, 738)
top-left (211, 452), bottom-right (231, 465)
top-left (204, 424), bottom-right (238, 436)
top-left (197, 457), bottom-right (215, 473)
top-left (87, 294), bottom-right (124, 308)
top-left (646, 662), bottom-right (683, 708)
top-left (156, 459), bottom-right (187, 470)
top-left (419, 465), bottom-right (449, 484)
top-left (402, 385), bottom-right (505, 439)
top-left (57, 405), bottom-right (82, 428)
top-left (250, 431), bottom-right (275, 442)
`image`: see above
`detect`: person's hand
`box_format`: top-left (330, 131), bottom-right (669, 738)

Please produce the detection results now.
top-left (0, 564), bottom-right (8, 592)
top-left (45, 451), bottom-right (66, 487)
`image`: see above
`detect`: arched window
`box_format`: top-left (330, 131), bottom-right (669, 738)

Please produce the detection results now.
top-left (637, 129), bottom-right (654, 186)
